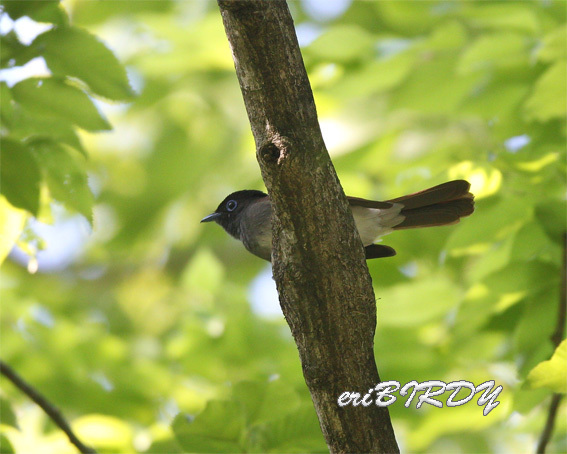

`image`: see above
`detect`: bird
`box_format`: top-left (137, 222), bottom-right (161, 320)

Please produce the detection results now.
top-left (201, 180), bottom-right (474, 261)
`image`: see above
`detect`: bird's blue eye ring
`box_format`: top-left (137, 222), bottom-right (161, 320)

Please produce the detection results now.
top-left (226, 200), bottom-right (237, 212)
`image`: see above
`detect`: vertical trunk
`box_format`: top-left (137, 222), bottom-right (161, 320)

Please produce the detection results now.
top-left (217, 1), bottom-right (399, 452)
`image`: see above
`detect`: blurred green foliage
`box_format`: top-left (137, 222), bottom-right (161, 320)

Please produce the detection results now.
top-left (0, 1), bottom-right (565, 453)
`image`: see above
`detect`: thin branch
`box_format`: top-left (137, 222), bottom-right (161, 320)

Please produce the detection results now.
top-left (551, 232), bottom-right (566, 349)
top-left (536, 231), bottom-right (566, 454)
top-left (0, 360), bottom-right (97, 454)
top-left (537, 394), bottom-right (563, 454)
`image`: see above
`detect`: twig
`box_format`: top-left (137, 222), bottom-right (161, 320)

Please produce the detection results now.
top-left (536, 231), bottom-right (566, 454)
top-left (537, 394), bottom-right (563, 454)
top-left (0, 360), bottom-right (97, 454)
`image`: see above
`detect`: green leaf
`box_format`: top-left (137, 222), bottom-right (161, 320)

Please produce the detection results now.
top-left (510, 221), bottom-right (554, 261)
top-left (307, 25), bottom-right (375, 63)
top-left (375, 2), bottom-right (439, 35)
top-left (446, 198), bottom-right (527, 255)
top-left (0, 83), bottom-right (14, 127)
top-left (35, 26), bottom-right (134, 101)
top-left (0, 398), bottom-right (18, 429)
top-left (537, 25), bottom-right (567, 62)
top-left (10, 108), bottom-right (86, 157)
top-left (0, 433), bottom-right (14, 454)
top-left (232, 380), bottom-right (300, 426)
top-left (391, 56), bottom-right (482, 114)
top-left (462, 4), bottom-right (540, 35)
top-left (181, 248), bottom-right (225, 296)
top-left (526, 340), bottom-right (567, 393)
top-left (248, 404), bottom-right (327, 453)
top-left (423, 20), bottom-right (468, 51)
top-left (377, 276), bottom-right (460, 327)
top-left (457, 33), bottom-right (529, 74)
top-left (0, 32), bottom-right (40, 69)
top-left (0, 138), bottom-right (41, 216)
top-left (30, 140), bottom-right (94, 223)
top-left (0, 0), bottom-right (67, 25)
top-left (462, 82), bottom-right (529, 119)
top-left (482, 262), bottom-right (558, 302)
top-left (0, 196), bottom-right (27, 265)
top-left (524, 62), bottom-right (567, 121)
top-left (12, 77), bottom-right (111, 131)
top-left (331, 50), bottom-right (416, 97)
top-left (535, 200), bottom-right (567, 244)
top-left (172, 401), bottom-right (246, 453)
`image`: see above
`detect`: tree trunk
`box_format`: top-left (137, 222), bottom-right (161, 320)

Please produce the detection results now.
top-left (217, 1), bottom-right (399, 452)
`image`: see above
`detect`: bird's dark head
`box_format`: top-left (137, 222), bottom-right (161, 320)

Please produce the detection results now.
top-left (201, 190), bottom-right (267, 238)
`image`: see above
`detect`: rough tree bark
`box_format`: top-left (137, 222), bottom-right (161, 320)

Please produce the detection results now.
top-left (217, 1), bottom-right (399, 453)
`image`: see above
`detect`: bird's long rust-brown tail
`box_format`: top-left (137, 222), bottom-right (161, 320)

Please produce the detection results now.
top-left (389, 180), bottom-right (475, 230)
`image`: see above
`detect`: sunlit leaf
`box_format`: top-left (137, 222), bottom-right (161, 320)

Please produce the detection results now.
top-left (0, 196), bottom-right (27, 265)
top-left (526, 340), bottom-right (567, 393)
top-left (73, 414), bottom-right (133, 451)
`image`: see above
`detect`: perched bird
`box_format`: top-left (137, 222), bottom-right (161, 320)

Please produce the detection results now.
top-left (201, 180), bottom-right (474, 261)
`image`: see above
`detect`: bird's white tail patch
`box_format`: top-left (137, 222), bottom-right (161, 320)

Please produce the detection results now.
top-left (351, 204), bottom-right (405, 246)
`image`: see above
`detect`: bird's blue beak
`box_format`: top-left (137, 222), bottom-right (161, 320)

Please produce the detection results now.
top-left (201, 212), bottom-right (221, 223)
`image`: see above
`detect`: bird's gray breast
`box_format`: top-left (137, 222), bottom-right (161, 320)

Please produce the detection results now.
top-left (239, 199), bottom-right (273, 261)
